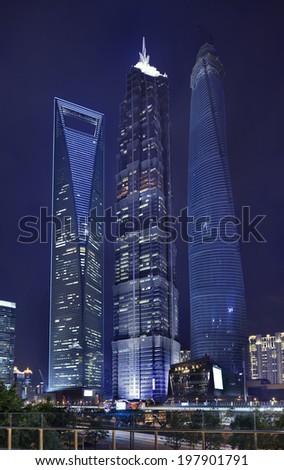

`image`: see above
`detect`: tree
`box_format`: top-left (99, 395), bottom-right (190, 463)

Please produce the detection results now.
top-left (255, 410), bottom-right (284, 450)
top-left (0, 387), bottom-right (73, 449)
top-left (0, 383), bottom-right (23, 449)
top-left (163, 412), bottom-right (190, 450)
top-left (273, 410), bottom-right (284, 449)
top-left (20, 399), bottom-right (68, 449)
top-left (0, 382), bottom-right (23, 412)
top-left (203, 411), bottom-right (222, 449)
top-left (183, 411), bottom-right (202, 449)
top-left (229, 413), bottom-right (255, 450)
top-left (80, 430), bottom-right (109, 449)
top-left (229, 410), bottom-right (284, 450)
top-left (182, 410), bottom-right (222, 450)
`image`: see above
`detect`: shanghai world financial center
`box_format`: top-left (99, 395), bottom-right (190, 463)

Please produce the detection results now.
top-left (48, 99), bottom-right (104, 394)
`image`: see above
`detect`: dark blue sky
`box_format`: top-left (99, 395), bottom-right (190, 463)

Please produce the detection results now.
top-left (1, 0), bottom-right (284, 385)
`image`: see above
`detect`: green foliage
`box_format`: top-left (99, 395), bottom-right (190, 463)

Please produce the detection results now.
top-left (204, 411), bottom-right (222, 449)
top-left (0, 383), bottom-right (23, 448)
top-left (21, 399), bottom-right (71, 449)
top-left (228, 413), bottom-right (255, 449)
top-left (163, 412), bottom-right (190, 449)
top-left (162, 411), bottom-right (223, 450)
top-left (0, 383), bottom-right (23, 412)
top-left (271, 410), bottom-right (284, 449)
top-left (0, 391), bottom-right (69, 449)
top-left (274, 410), bottom-right (284, 429)
top-left (80, 430), bottom-right (109, 449)
top-left (183, 410), bottom-right (222, 449)
top-left (183, 411), bottom-right (202, 449)
top-left (257, 410), bottom-right (284, 449)
top-left (229, 410), bottom-right (284, 450)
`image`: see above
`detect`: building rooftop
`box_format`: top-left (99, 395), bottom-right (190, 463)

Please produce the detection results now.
top-left (134, 37), bottom-right (166, 78)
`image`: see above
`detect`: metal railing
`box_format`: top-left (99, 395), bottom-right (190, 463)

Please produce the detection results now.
top-left (1, 427), bottom-right (284, 450)
top-left (1, 409), bottom-right (284, 450)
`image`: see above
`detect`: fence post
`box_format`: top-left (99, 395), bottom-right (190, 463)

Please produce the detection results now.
top-left (155, 431), bottom-right (158, 450)
top-left (130, 431), bottom-right (134, 450)
top-left (112, 430), bottom-right (116, 450)
top-left (74, 430), bottom-right (78, 450)
top-left (253, 411), bottom-right (257, 449)
top-left (39, 428), bottom-right (44, 450)
top-left (201, 431), bottom-right (206, 450)
top-left (7, 428), bottom-right (12, 450)
top-left (253, 432), bottom-right (258, 449)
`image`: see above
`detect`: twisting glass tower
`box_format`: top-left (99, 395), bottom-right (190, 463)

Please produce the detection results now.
top-left (188, 43), bottom-right (247, 377)
top-left (112, 39), bottom-right (180, 402)
top-left (48, 98), bottom-right (104, 394)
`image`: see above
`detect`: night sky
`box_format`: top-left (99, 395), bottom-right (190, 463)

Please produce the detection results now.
top-left (1, 0), bottom-right (284, 386)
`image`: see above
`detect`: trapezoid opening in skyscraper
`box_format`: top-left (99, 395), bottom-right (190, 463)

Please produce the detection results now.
top-left (48, 98), bottom-right (104, 396)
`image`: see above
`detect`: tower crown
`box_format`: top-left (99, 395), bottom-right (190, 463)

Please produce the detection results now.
top-left (134, 37), bottom-right (167, 78)
top-left (191, 42), bottom-right (224, 89)
top-left (196, 42), bottom-right (216, 59)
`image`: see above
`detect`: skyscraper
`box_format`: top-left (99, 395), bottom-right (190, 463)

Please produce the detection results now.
top-left (112, 40), bottom-right (180, 402)
top-left (249, 333), bottom-right (284, 384)
top-left (0, 300), bottom-right (16, 385)
top-left (48, 98), bottom-right (104, 394)
top-left (188, 43), bottom-right (247, 378)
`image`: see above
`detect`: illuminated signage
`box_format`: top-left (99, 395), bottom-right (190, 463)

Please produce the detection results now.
top-left (212, 365), bottom-right (223, 390)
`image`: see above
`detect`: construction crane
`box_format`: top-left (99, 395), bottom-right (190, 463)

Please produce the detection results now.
top-left (197, 25), bottom-right (213, 44)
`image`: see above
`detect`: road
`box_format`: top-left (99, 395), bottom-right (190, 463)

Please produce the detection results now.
top-left (86, 430), bottom-right (198, 450)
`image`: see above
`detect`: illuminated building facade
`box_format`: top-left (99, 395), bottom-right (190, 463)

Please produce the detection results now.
top-left (249, 333), bottom-right (284, 384)
top-left (48, 98), bottom-right (104, 393)
top-left (180, 350), bottom-right (191, 363)
top-left (0, 300), bottom-right (16, 386)
top-left (112, 40), bottom-right (180, 402)
top-left (188, 43), bottom-right (247, 375)
top-left (169, 355), bottom-right (223, 401)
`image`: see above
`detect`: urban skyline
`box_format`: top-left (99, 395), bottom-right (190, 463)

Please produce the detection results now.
top-left (1, 1), bottom-right (283, 386)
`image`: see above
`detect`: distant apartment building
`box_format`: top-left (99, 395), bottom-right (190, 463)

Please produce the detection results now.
top-left (0, 300), bottom-right (16, 386)
top-left (249, 333), bottom-right (284, 384)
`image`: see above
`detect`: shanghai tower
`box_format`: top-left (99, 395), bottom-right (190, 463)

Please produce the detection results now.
top-left (112, 39), bottom-right (180, 402)
top-left (188, 43), bottom-right (247, 377)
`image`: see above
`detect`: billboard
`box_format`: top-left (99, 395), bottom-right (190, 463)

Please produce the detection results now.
top-left (212, 365), bottom-right (223, 390)
top-left (116, 401), bottom-right (127, 410)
